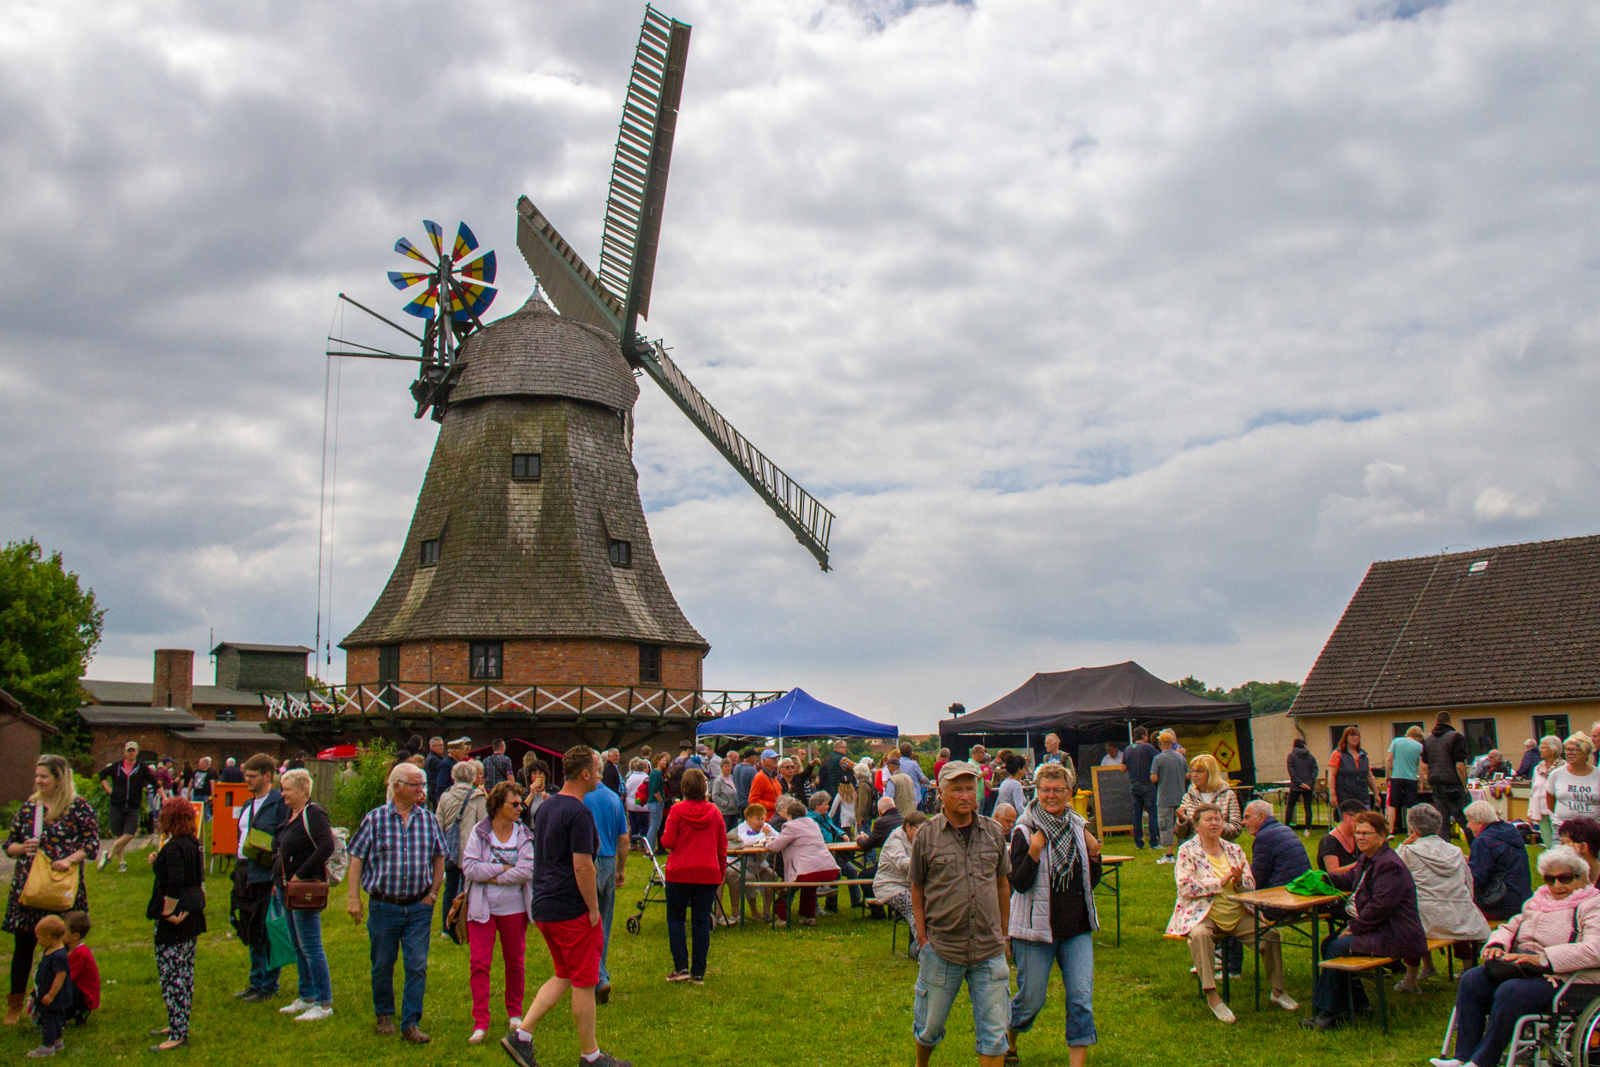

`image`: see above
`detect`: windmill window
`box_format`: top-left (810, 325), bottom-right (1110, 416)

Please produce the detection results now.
top-left (512, 453), bottom-right (541, 480)
top-left (639, 643), bottom-right (662, 684)
top-left (420, 539), bottom-right (441, 566)
top-left (470, 641), bottom-right (503, 680)
top-left (609, 539), bottom-right (632, 567)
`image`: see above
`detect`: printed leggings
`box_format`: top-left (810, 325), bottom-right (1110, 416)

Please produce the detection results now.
top-left (156, 938), bottom-right (197, 1041)
top-left (883, 890), bottom-right (921, 955)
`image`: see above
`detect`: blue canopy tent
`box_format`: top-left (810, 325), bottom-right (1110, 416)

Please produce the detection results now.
top-left (696, 688), bottom-right (897, 752)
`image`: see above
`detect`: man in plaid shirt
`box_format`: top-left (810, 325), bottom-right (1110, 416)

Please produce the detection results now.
top-left (346, 761), bottom-right (446, 1044)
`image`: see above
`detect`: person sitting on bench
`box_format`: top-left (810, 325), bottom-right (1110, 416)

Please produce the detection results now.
top-left (1395, 803), bottom-right (1489, 992)
top-left (765, 798), bottom-right (839, 926)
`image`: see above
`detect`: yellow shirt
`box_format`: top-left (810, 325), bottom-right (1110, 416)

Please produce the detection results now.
top-left (1207, 854), bottom-right (1242, 928)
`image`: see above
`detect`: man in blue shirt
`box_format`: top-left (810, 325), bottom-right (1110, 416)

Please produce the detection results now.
top-left (897, 742), bottom-right (928, 806)
top-left (1122, 728), bottom-right (1161, 849)
top-left (732, 749), bottom-right (759, 808)
top-left (582, 756), bottom-right (630, 1005)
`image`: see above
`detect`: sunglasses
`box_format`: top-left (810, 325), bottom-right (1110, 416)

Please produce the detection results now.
top-left (1545, 873), bottom-right (1581, 886)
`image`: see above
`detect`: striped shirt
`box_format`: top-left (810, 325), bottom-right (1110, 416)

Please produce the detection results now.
top-left (348, 802), bottom-right (446, 898)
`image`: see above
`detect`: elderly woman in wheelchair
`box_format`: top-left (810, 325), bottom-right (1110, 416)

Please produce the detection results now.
top-left (1433, 845), bottom-right (1600, 1067)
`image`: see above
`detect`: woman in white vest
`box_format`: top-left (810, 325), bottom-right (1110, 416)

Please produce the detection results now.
top-left (1394, 802), bottom-right (1490, 993)
top-left (1003, 761), bottom-right (1100, 1067)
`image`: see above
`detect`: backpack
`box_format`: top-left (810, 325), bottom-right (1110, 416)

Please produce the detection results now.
top-left (635, 779), bottom-right (649, 805)
top-left (665, 756), bottom-right (690, 800)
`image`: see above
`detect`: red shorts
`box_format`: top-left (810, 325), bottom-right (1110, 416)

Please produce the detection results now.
top-left (536, 916), bottom-right (603, 988)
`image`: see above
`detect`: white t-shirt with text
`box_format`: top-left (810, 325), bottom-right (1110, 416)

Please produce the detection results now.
top-left (1547, 765), bottom-right (1600, 828)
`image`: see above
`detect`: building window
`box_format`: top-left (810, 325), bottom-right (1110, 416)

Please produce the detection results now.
top-left (378, 645), bottom-right (401, 684)
top-left (470, 642), bottom-right (503, 680)
top-left (1392, 721), bottom-right (1423, 738)
top-left (420, 539), bottom-right (441, 566)
top-left (609, 539), bottom-right (632, 567)
top-left (512, 453), bottom-right (541, 480)
top-left (1534, 714), bottom-right (1570, 743)
top-left (215, 708), bottom-right (236, 722)
top-left (639, 643), bottom-right (662, 684)
top-left (1328, 724), bottom-right (1358, 752)
top-left (1462, 717), bottom-right (1498, 759)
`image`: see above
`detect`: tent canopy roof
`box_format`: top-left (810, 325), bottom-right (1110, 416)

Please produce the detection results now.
top-left (697, 688), bottom-right (898, 741)
top-left (941, 661), bottom-right (1250, 737)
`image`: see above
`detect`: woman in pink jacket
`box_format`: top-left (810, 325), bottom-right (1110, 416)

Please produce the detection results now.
top-left (1436, 844), bottom-right (1600, 1067)
top-left (460, 781), bottom-right (535, 1045)
top-left (765, 797), bottom-right (839, 925)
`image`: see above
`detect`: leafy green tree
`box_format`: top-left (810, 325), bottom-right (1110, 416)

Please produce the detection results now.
top-left (1174, 675), bottom-right (1301, 716)
top-left (0, 540), bottom-right (104, 732)
top-left (1175, 675), bottom-right (1229, 702)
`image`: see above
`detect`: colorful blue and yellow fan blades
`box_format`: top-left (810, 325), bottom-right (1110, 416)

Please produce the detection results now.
top-left (453, 221), bottom-right (480, 261)
top-left (395, 237), bottom-right (435, 266)
top-left (458, 249), bottom-right (497, 284)
top-left (424, 220), bottom-right (445, 258)
top-left (402, 282), bottom-right (440, 319)
top-left (448, 280), bottom-right (497, 321)
top-left (387, 270), bottom-right (433, 291)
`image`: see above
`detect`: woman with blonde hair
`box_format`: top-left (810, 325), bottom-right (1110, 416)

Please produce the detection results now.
top-left (1546, 733), bottom-right (1600, 838)
top-left (3, 756), bottom-right (100, 1025)
top-left (1175, 754), bottom-right (1242, 839)
top-left (273, 768), bottom-right (335, 1020)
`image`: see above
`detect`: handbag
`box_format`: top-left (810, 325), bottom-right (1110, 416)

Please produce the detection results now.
top-left (1485, 907), bottom-right (1577, 983)
top-left (280, 808), bottom-right (330, 910)
top-left (19, 805), bottom-right (79, 911)
top-left (445, 891), bottom-right (469, 945)
top-left (263, 896), bottom-right (298, 971)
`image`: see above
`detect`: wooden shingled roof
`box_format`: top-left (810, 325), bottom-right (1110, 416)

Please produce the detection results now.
top-left (1292, 533), bottom-right (1600, 716)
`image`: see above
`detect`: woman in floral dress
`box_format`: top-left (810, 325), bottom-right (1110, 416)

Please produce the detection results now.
top-left (3, 755), bottom-right (100, 1026)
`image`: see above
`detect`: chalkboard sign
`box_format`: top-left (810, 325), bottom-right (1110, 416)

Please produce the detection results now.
top-left (1092, 765), bottom-right (1135, 839)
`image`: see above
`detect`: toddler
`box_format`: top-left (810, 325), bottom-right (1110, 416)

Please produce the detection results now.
top-left (62, 912), bottom-right (99, 1026)
top-left (27, 915), bottom-right (76, 1058)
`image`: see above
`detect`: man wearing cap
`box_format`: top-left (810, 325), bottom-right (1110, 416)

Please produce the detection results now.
top-left (97, 741), bottom-right (156, 873)
top-left (749, 749), bottom-right (782, 819)
top-left (434, 737), bottom-right (469, 809)
top-left (910, 761), bottom-right (1010, 1067)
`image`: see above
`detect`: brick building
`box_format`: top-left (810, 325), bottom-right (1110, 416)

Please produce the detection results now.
top-left (0, 690), bottom-right (59, 805)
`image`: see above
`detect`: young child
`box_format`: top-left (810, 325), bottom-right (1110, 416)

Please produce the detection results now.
top-left (27, 915), bottom-right (76, 1058)
top-left (724, 804), bottom-right (777, 922)
top-left (62, 912), bottom-right (99, 1027)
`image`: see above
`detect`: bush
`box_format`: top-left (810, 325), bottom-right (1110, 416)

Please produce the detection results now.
top-left (74, 773), bottom-right (111, 832)
top-left (332, 742), bottom-right (398, 830)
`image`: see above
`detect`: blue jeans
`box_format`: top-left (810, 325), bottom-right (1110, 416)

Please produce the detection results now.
top-left (1313, 934), bottom-right (1372, 1017)
top-left (1130, 783), bottom-right (1159, 848)
top-left (367, 899), bottom-right (432, 1028)
top-left (594, 855), bottom-right (617, 986)
top-left (1454, 967), bottom-right (1562, 1067)
top-left (1010, 935), bottom-right (1096, 1046)
top-left (249, 940), bottom-right (282, 994)
top-left (646, 802), bottom-right (664, 851)
top-left (285, 903), bottom-right (333, 1006)
top-left (665, 881), bottom-right (717, 977)
top-left (912, 948), bottom-right (1010, 1057)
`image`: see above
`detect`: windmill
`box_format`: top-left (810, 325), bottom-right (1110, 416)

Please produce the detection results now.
top-left (514, 5), bottom-right (835, 570)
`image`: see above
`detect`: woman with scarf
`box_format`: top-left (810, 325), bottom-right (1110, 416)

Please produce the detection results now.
top-left (1005, 762), bottom-right (1102, 1065)
top-left (1433, 845), bottom-right (1600, 1067)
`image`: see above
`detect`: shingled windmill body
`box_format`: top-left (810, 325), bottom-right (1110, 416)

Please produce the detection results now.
top-left (326, 5), bottom-right (831, 744)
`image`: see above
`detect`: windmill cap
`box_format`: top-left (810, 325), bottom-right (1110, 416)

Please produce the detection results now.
top-left (451, 292), bottom-right (639, 412)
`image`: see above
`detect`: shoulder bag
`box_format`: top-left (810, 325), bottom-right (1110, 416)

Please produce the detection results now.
top-left (282, 807), bottom-right (330, 911)
top-left (241, 796), bottom-right (275, 865)
top-left (1485, 908), bottom-right (1575, 983)
top-left (20, 804), bottom-right (80, 911)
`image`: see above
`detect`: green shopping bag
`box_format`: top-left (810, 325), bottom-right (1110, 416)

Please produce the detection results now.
top-left (1285, 870), bottom-right (1345, 898)
top-left (264, 896), bottom-right (298, 971)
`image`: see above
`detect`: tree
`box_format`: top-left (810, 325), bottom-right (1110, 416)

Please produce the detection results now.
top-left (1173, 675), bottom-right (1301, 717)
top-left (0, 540), bottom-right (104, 732)
top-left (1175, 675), bottom-right (1229, 702)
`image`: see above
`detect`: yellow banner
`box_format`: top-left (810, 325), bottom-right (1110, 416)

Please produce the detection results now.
top-left (1172, 721), bottom-right (1240, 774)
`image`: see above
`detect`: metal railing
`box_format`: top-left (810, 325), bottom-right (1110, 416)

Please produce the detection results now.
top-left (262, 683), bottom-right (782, 722)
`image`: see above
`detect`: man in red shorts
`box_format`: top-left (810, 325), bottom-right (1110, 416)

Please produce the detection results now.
top-left (502, 746), bottom-right (631, 1067)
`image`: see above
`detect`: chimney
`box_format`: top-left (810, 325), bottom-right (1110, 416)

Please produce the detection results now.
top-left (152, 649), bottom-right (194, 711)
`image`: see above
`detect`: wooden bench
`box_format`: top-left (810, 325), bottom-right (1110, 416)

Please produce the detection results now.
top-left (1165, 933), bottom-right (1232, 1004)
top-left (864, 897), bottom-right (916, 957)
top-left (746, 879), bottom-right (875, 930)
top-left (1319, 955), bottom-right (1400, 1032)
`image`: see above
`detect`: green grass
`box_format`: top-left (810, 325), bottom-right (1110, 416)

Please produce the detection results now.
top-left (1, 832), bottom-right (1477, 1066)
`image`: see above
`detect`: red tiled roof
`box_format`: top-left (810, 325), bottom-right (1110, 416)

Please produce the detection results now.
top-left (1293, 534), bottom-right (1600, 716)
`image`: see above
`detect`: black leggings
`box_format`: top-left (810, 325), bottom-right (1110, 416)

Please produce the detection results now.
top-left (11, 929), bottom-right (37, 996)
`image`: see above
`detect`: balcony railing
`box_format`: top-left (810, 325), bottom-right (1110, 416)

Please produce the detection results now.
top-left (262, 683), bottom-right (782, 722)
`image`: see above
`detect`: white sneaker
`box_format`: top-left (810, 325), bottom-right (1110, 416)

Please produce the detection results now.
top-left (467, 1028), bottom-right (487, 1044)
top-left (278, 998), bottom-right (313, 1015)
top-left (96, 853), bottom-right (108, 872)
top-left (1270, 991), bottom-right (1299, 1011)
top-left (1208, 999), bottom-right (1236, 1024)
top-left (1429, 1059), bottom-right (1462, 1067)
top-left (1157, 855), bottom-right (1176, 865)
top-left (294, 1005), bottom-right (333, 1022)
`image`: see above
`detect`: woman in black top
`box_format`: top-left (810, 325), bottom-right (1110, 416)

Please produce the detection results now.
top-left (149, 797), bottom-right (206, 1051)
top-left (273, 769), bottom-right (336, 1020)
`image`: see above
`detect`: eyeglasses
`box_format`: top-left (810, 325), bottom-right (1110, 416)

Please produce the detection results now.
top-left (1545, 873), bottom-right (1581, 886)
top-left (508, 800), bottom-right (525, 808)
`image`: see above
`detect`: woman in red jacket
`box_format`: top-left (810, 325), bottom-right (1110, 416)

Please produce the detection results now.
top-left (660, 768), bottom-right (728, 983)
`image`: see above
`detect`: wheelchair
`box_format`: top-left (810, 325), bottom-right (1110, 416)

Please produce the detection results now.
top-left (1440, 978), bottom-right (1600, 1067)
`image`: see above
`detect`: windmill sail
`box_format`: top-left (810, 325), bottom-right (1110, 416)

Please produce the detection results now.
top-left (598, 4), bottom-right (691, 333)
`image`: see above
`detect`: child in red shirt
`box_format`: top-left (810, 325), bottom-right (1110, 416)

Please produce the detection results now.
top-left (62, 912), bottom-right (99, 1025)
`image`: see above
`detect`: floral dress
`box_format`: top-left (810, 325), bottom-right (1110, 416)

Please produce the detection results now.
top-left (3, 797), bottom-right (101, 934)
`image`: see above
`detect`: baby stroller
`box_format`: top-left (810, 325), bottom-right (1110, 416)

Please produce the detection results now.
top-left (625, 838), bottom-right (730, 934)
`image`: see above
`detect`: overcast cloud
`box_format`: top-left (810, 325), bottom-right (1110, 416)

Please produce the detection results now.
top-left (3, 0), bottom-right (1597, 732)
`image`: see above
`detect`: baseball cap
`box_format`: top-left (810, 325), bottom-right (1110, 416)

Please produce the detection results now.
top-left (937, 760), bottom-right (980, 786)
top-left (761, 748), bottom-right (778, 759)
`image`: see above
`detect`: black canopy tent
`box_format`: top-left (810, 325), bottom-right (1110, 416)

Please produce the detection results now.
top-left (939, 661), bottom-right (1256, 783)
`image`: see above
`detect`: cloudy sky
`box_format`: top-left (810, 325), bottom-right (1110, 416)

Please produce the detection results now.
top-left (3, 0), bottom-right (1597, 732)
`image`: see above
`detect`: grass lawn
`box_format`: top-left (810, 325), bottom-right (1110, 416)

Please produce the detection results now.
top-left (0, 829), bottom-right (1479, 1066)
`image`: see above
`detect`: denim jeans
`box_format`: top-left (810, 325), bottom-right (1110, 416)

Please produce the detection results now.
top-left (1454, 967), bottom-right (1562, 1067)
top-left (665, 881), bottom-right (717, 977)
top-left (367, 899), bottom-right (432, 1028)
top-left (645, 802), bottom-right (664, 851)
top-left (911, 948), bottom-right (1010, 1057)
top-left (1312, 934), bottom-right (1371, 1017)
top-left (1010, 934), bottom-right (1096, 1046)
top-left (285, 903), bottom-right (333, 1006)
top-left (594, 855), bottom-right (617, 986)
top-left (249, 939), bottom-right (282, 994)
top-left (1130, 784), bottom-right (1159, 848)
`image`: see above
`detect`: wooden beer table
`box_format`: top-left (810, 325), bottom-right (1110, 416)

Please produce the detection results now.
top-left (1230, 886), bottom-right (1343, 1010)
top-left (1094, 855), bottom-right (1133, 947)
